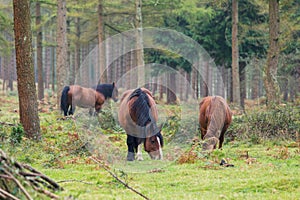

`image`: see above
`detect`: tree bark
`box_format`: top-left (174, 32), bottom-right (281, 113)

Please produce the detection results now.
top-left (239, 61), bottom-right (246, 109)
top-left (56, 0), bottom-right (68, 106)
top-left (36, 1), bottom-right (44, 100)
top-left (13, 0), bottom-right (41, 139)
top-left (135, 0), bottom-right (145, 86)
top-left (73, 17), bottom-right (81, 85)
top-left (264, 0), bottom-right (281, 108)
top-left (232, 0), bottom-right (241, 107)
top-left (98, 0), bottom-right (106, 83)
top-left (251, 58), bottom-right (260, 99)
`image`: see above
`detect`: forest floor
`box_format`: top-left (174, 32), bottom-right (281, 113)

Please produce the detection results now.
top-left (0, 91), bottom-right (299, 200)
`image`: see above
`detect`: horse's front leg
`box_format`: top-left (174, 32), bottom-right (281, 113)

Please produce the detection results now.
top-left (126, 135), bottom-right (135, 161)
top-left (136, 144), bottom-right (143, 161)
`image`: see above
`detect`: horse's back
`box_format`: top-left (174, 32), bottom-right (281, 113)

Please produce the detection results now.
top-left (199, 96), bottom-right (232, 136)
top-left (118, 88), bottom-right (158, 134)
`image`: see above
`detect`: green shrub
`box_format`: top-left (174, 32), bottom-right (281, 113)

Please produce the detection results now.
top-left (10, 124), bottom-right (24, 144)
top-left (227, 105), bottom-right (300, 142)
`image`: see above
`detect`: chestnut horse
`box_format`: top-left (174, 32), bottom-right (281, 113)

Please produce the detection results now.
top-left (60, 85), bottom-right (105, 116)
top-left (199, 96), bottom-right (232, 151)
top-left (118, 88), bottom-right (163, 161)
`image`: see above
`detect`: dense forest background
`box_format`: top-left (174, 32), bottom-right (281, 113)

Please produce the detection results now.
top-left (0, 0), bottom-right (299, 106)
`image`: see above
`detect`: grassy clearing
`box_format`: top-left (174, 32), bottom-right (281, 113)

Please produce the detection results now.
top-left (0, 93), bottom-right (299, 199)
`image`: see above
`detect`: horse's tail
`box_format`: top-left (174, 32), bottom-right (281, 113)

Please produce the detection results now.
top-left (61, 86), bottom-right (70, 114)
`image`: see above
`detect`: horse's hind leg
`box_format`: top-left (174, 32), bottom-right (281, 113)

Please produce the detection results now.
top-left (69, 105), bottom-right (75, 115)
top-left (219, 124), bottom-right (229, 149)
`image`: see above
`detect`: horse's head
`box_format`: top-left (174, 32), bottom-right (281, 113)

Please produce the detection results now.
top-left (144, 131), bottom-right (163, 160)
top-left (111, 82), bottom-right (119, 102)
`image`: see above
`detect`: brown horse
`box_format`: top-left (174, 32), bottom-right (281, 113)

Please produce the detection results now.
top-left (118, 88), bottom-right (163, 161)
top-left (60, 85), bottom-right (105, 116)
top-left (199, 96), bottom-right (232, 151)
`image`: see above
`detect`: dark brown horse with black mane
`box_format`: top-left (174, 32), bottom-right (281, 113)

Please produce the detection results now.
top-left (118, 88), bottom-right (163, 161)
top-left (199, 96), bottom-right (232, 151)
top-left (61, 82), bottom-right (118, 116)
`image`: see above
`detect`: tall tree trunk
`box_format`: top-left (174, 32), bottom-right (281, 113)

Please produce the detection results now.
top-left (239, 61), bottom-right (246, 109)
top-left (232, 0), bottom-right (241, 106)
top-left (13, 0), bottom-right (41, 139)
top-left (67, 19), bottom-right (71, 85)
top-left (36, 1), bottom-right (44, 100)
top-left (185, 72), bottom-right (190, 100)
top-left (56, 0), bottom-right (68, 106)
top-left (200, 60), bottom-right (209, 97)
top-left (251, 58), bottom-right (260, 99)
top-left (8, 52), bottom-right (15, 91)
top-left (72, 17), bottom-right (81, 85)
top-left (135, 0), bottom-right (145, 86)
top-left (51, 46), bottom-right (55, 92)
top-left (264, 0), bottom-right (281, 108)
top-left (167, 72), bottom-right (176, 104)
top-left (98, 0), bottom-right (106, 83)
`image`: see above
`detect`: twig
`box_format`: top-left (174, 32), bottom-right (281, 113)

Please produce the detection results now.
top-left (0, 188), bottom-right (20, 200)
top-left (0, 121), bottom-right (15, 126)
top-left (31, 185), bottom-right (59, 199)
top-left (57, 179), bottom-right (102, 188)
top-left (22, 164), bottom-right (63, 191)
top-left (90, 156), bottom-right (150, 200)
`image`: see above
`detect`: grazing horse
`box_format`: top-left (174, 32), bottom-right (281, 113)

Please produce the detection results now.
top-left (60, 85), bottom-right (105, 116)
top-left (93, 82), bottom-right (118, 102)
top-left (118, 88), bottom-right (163, 161)
top-left (199, 96), bottom-right (232, 151)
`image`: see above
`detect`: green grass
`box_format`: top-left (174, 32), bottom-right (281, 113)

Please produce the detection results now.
top-left (0, 93), bottom-right (299, 199)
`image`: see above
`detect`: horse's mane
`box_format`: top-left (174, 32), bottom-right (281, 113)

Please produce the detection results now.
top-left (129, 88), bottom-right (151, 127)
top-left (93, 83), bottom-right (114, 99)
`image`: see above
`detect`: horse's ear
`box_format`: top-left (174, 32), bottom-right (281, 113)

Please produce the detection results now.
top-left (112, 82), bottom-right (115, 87)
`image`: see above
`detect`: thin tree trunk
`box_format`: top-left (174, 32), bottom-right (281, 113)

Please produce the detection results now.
top-left (8, 52), bottom-right (15, 91)
top-left (13, 0), bottom-right (41, 139)
top-left (56, 0), bottom-right (68, 106)
top-left (72, 17), bottom-right (81, 85)
top-left (135, 0), bottom-right (145, 86)
top-left (239, 61), bottom-right (246, 109)
top-left (36, 1), bottom-right (44, 100)
top-left (51, 46), bottom-right (55, 92)
top-left (251, 58), bottom-right (260, 99)
top-left (98, 0), bottom-right (106, 83)
top-left (232, 0), bottom-right (241, 107)
top-left (264, 0), bottom-right (281, 108)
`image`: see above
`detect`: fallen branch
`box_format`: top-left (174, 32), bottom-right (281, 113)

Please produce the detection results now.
top-left (0, 121), bottom-right (15, 126)
top-left (0, 149), bottom-right (62, 199)
top-left (0, 188), bottom-right (20, 200)
top-left (90, 156), bottom-right (150, 200)
top-left (57, 179), bottom-right (102, 189)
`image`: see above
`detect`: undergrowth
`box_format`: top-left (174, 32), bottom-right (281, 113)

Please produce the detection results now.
top-left (227, 104), bottom-right (300, 143)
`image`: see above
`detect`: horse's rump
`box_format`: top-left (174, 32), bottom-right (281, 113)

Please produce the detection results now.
top-left (199, 96), bottom-right (232, 150)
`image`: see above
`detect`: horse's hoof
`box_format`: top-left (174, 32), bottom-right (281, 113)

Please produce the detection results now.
top-left (127, 153), bottom-right (135, 161)
top-left (137, 157), bottom-right (143, 161)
